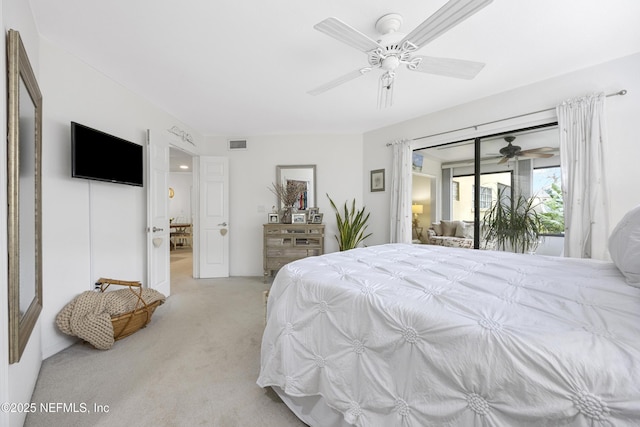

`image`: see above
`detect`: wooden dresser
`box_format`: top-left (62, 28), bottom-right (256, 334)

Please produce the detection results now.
top-left (263, 223), bottom-right (325, 279)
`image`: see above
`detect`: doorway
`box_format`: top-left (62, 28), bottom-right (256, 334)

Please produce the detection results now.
top-left (169, 146), bottom-right (194, 281)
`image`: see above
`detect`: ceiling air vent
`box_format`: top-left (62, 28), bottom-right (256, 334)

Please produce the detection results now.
top-left (228, 139), bottom-right (247, 150)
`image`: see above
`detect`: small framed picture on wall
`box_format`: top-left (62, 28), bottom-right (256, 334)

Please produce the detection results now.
top-left (370, 169), bottom-right (385, 192)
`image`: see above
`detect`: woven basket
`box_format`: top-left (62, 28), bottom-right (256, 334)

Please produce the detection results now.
top-left (95, 278), bottom-right (162, 341)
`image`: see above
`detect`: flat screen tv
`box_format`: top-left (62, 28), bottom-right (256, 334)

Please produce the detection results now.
top-left (71, 121), bottom-right (144, 187)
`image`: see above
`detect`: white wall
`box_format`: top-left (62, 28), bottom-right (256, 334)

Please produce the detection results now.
top-left (364, 52), bottom-right (640, 245)
top-left (39, 39), bottom-right (202, 361)
top-left (201, 134), bottom-right (364, 276)
top-left (411, 174), bottom-right (431, 232)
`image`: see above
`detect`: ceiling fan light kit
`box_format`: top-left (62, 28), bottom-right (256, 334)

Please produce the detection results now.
top-left (308, 0), bottom-right (493, 107)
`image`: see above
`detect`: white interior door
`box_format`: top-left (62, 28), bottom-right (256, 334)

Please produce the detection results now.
top-left (198, 156), bottom-right (229, 277)
top-left (146, 130), bottom-right (171, 296)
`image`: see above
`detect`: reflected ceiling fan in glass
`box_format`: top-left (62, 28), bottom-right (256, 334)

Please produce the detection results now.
top-left (497, 136), bottom-right (555, 164)
top-left (307, 0), bottom-right (493, 107)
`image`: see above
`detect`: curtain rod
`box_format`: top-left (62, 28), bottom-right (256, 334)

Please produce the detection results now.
top-left (387, 89), bottom-right (627, 146)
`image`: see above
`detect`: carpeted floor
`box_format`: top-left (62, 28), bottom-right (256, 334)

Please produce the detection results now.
top-left (25, 248), bottom-right (306, 427)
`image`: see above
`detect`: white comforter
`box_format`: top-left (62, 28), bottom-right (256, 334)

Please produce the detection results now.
top-left (257, 244), bottom-right (640, 426)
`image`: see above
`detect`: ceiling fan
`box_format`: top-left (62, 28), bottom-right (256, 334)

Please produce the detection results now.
top-left (497, 136), bottom-right (555, 164)
top-left (308, 0), bottom-right (493, 107)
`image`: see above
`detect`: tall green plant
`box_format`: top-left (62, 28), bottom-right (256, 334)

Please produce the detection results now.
top-left (327, 194), bottom-right (372, 251)
top-left (482, 187), bottom-right (542, 253)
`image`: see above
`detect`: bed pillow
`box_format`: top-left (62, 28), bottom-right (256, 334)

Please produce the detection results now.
top-left (441, 220), bottom-right (457, 237)
top-left (608, 204), bottom-right (640, 287)
top-left (431, 223), bottom-right (443, 236)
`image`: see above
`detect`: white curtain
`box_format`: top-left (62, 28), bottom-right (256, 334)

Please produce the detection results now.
top-left (390, 139), bottom-right (412, 243)
top-left (556, 92), bottom-right (610, 260)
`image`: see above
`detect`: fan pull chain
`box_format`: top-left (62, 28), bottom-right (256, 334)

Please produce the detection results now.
top-left (378, 71), bottom-right (395, 109)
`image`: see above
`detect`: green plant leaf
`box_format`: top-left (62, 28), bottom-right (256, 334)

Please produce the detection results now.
top-left (327, 194), bottom-right (372, 251)
top-left (482, 187), bottom-right (542, 253)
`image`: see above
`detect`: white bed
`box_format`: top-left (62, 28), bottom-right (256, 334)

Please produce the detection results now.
top-left (258, 240), bottom-right (640, 426)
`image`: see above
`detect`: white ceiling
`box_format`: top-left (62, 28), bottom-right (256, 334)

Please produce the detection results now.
top-left (29, 0), bottom-right (640, 137)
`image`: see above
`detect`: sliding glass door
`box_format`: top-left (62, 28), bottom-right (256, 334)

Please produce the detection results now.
top-left (412, 123), bottom-right (562, 253)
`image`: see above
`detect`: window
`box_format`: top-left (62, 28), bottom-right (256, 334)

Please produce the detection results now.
top-left (472, 185), bottom-right (493, 210)
top-left (533, 166), bottom-right (564, 235)
top-left (480, 186), bottom-right (492, 209)
top-left (452, 181), bottom-right (460, 201)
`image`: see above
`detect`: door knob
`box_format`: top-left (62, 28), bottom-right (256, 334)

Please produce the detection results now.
top-left (218, 222), bottom-right (227, 227)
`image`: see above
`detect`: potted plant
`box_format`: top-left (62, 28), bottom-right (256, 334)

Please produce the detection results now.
top-left (482, 187), bottom-right (542, 253)
top-left (327, 194), bottom-right (372, 251)
top-left (269, 181), bottom-right (307, 223)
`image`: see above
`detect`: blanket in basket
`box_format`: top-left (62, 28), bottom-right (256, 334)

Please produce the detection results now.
top-left (56, 288), bottom-right (165, 349)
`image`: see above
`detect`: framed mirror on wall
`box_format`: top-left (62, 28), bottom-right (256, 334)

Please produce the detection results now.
top-left (276, 165), bottom-right (316, 210)
top-left (7, 29), bottom-right (44, 364)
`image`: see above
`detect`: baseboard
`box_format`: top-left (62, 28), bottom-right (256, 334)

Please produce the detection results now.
top-left (43, 336), bottom-right (79, 360)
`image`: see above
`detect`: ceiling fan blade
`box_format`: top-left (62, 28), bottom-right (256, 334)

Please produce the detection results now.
top-left (498, 156), bottom-right (509, 164)
top-left (400, 0), bottom-right (493, 49)
top-left (519, 147), bottom-right (556, 154)
top-left (314, 17), bottom-right (382, 53)
top-left (307, 68), bottom-right (372, 96)
top-left (410, 56), bottom-right (485, 79)
top-left (519, 152), bottom-right (555, 159)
